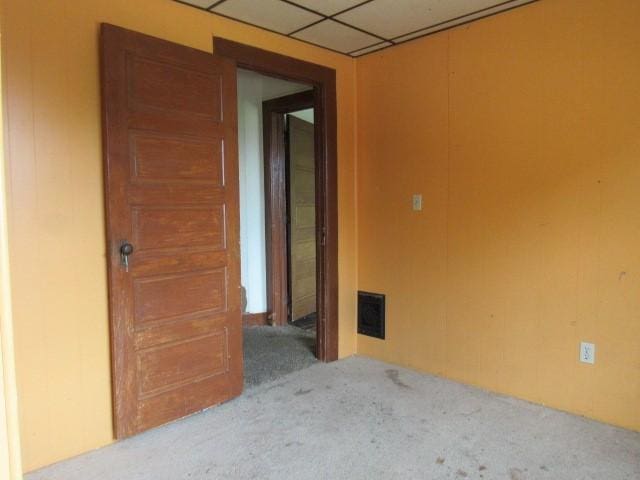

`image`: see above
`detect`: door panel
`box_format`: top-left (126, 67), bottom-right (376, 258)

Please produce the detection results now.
top-left (127, 56), bottom-right (222, 119)
top-left (131, 134), bottom-right (224, 182)
top-left (132, 269), bottom-right (227, 324)
top-left (101, 24), bottom-right (241, 438)
top-left (288, 116), bottom-right (316, 321)
top-left (137, 332), bottom-right (228, 396)
top-left (132, 206), bottom-right (226, 250)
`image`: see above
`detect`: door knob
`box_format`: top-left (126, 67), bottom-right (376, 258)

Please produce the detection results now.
top-left (120, 243), bottom-right (134, 256)
top-left (120, 242), bottom-right (134, 271)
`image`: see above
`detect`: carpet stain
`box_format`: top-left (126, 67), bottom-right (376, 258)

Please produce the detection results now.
top-left (258, 382), bottom-right (287, 394)
top-left (509, 467), bottom-right (524, 479)
top-left (456, 469), bottom-right (468, 477)
top-left (385, 369), bottom-right (411, 389)
top-left (294, 388), bottom-right (313, 396)
top-left (460, 407), bottom-right (482, 417)
top-left (436, 457), bottom-right (445, 465)
top-left (479, 465), bottom-right (487, 471)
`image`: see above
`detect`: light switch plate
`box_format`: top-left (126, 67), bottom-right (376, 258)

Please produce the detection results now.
top-left (580, 341), bottom-right (595, 364)
top-left (412, 194), bottom-right (422, 211)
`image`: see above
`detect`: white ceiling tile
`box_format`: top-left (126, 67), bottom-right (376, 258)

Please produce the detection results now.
top-left (177, 0), bottom-right (216, 8)
top-left (350, 41), bottom-right (392, 57)
top-left (213, 0), bottom-right (323, 34)
top-left (292, 19), bottom-right (381, 54)
top-left (335, 0), bottom-right (516, 40)
top-left (392, 0), bottom-right (536, 43)
top-left (175, 0), bottom-right (537, 57)
top-left (287, 0), bottom-right (367, 16)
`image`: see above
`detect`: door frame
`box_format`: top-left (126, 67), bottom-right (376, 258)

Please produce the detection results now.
top-left (262, 90), bottom-right (314, 329)
top-left (214, 39), bottom-right (338, 362)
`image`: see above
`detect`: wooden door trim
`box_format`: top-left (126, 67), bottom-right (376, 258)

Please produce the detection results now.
top-left (214, 38), bottom-right (338, 362)
top-left (262, 90), bottom-right (314, 332)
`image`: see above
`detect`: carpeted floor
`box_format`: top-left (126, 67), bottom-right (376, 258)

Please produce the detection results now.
top-left (26, 356), bottom-right (640, 480)
top-left (291, 312), bottom-right (317, 332)
top-left (243, 325), bottom-right (317, 388)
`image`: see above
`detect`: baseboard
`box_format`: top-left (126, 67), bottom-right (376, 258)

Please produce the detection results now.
top-left (242, 312), bottom-right (269, 327)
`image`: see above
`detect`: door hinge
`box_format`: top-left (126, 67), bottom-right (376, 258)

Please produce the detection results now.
top-left (320, 226), bottom-right (326, 246)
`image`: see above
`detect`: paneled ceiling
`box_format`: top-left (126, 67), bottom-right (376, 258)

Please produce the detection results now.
top-left (174, 0), bottom-right (537, 57)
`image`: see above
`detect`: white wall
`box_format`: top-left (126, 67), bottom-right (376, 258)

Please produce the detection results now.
top-left (238, 73), bottom-right (267, 313)
top-left (289, 108), bottom-right (314, 124)
top-left (237, 70), bottom-right (311, 313)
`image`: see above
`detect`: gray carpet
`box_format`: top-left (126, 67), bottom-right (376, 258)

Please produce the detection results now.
top-left (243, 325), bottom-right (317, 388)
top-left (27, 356), bottom-right (640, 480)
top-left (291, 313), bottom-right (317, 332)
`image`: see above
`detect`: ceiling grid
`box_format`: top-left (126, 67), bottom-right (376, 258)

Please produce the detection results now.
top-left (174, 0), bottom-right (538, 57)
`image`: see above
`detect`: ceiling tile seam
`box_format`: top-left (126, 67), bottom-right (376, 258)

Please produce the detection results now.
top-left (329, 17), bottom-right (392, 43)
top-left (347, 40), bottom-right (389, 56)
top-left (355, 0), bottom-right (540, 58)
top-left (173, 0), bottom-right (213, 12)
top-left (329, 0), bottom-right (377, 18)
top-left (204, 8), bottom-right (352, 56)
top-left (209, 0), bottom-right (325, 39)
top-left (288, 18), bottom-right (392, 46)
top-left (173, 0), bottom-right (540, 58)
top-left (277, 0), bottom-right (393, 43)
top-left (287, 18), bottom-right (327, 36)
top-left (281, 0), bottom-right (376, 20)
top-left (207, 0), bottom-right (227, 9)
top-left (172, 0), bottom-right (354, 55)
top-left (277, 0), bottom-right (331, 18)
top-left (254, 0), bottom-right (537, 46)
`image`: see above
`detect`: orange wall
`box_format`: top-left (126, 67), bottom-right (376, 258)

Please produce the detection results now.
top-left (357, 0), bottom-right (640, 432)
top-left (1, 28), bottom-right (24, 478)
top-left (2, 0), bottom-right (357, 471)
top-left (5, 0), bottom-right (640, 472)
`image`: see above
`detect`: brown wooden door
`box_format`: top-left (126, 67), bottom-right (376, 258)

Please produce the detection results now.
top-left (101, 24), bottom-right (242, 438)
top-left (287, 115), bottom-right (316, 321)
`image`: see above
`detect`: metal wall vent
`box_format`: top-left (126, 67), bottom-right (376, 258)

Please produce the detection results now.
top-left (357, 291), bottom-right (385, 339)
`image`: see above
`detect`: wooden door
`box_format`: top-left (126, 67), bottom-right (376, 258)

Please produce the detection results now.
top-left (101, 24), bottom-right (242, 438)
top-left (287, 115), bottom-right (316, 321)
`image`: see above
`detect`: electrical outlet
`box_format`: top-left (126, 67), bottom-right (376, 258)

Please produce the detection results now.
top-left (580, 342), bottom-right (595, 364)
top-left (412, 194), bottom-right (423, 211)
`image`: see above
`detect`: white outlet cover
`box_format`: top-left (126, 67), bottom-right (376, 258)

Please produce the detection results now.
top-left (580, 341), bottom-right (595, 364)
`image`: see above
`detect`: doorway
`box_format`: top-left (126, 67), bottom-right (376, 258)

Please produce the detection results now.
top-left (236, 70), bottom-right (318, 387)
top-left (287, 110), bottom-right (317, 332)
top-left (261, 89), bottom-right (317, 338)
top-left (216, 38), bottom-right (339, 363)
top-left (100, 25), bottom-right (339, 439)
